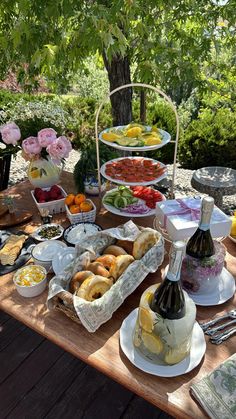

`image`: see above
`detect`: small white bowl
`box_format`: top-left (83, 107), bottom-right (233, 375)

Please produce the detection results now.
top-left (13, 265), bottom-right (47, 297)
top-left (31, 240), bottom-right (67, 271)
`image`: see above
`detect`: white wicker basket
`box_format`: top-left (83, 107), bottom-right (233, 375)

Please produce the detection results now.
top-left (31, 185), bottom-right (67, 215)
top-left (66, 199), bottom-right (96, 224)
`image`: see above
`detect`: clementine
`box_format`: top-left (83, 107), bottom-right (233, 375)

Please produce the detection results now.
top-left (65, 194), bottom-right (75, 206)
top-left (80, 200), bottom-right (93, 212)
top-left (74, 193), bottom-right (86, 205)
top-left (69, 204), bottom-right (80, 214)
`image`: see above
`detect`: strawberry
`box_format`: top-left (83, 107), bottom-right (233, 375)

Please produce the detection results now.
top-left (50, 185), bottom-right (61, 196)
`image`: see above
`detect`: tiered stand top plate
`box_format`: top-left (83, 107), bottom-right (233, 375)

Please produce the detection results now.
top-left (99, 126), bottom-right (171, 151)
top-left (100, 156), bottom-right (167, 186)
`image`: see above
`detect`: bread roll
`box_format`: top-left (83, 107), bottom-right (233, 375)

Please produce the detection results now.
top-left (103, 245), bottom-right (127, 257)
top-left (109, 254), bottom-right (134, 280)
top-left (133, 229), bottom-right (160, 260)
top-left (70, 271), bottom-right (94, 293)
top-left (86, 262), bottom-right (110, 277)
top-left (116, 239), bottom-right (133, 255)
top-left (96, 254), bottom-right (116, 269)
top-left (76, 275), bottom-right (113, 301)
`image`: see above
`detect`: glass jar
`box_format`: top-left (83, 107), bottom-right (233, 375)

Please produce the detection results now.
top-left (27, 157), bottom-right (62, 188)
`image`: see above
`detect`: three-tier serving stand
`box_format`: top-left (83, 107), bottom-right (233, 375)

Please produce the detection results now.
top-left (95, 83), bottom-right (180, 219)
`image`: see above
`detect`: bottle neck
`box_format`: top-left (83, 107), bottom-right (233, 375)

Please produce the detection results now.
top-left (166, 243), bottom-right (184, 282)
top-left (199, 199), bottom-right (214, 231)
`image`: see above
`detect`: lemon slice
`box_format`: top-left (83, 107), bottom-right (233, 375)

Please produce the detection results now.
top-left (145, 137), bottom-right (162, 146)
top-left (141, 330), bottom-right (163, 354)
top-left (164, 347), bottom-right (189, 365)
top-left (125, 127), bottom-right (143, 137)
top-left (102, 132), bottom-right (121, 141)
top-left (139, 307), bottom-right (154, 333)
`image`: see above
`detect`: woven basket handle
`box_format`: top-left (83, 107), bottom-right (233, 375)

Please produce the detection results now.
top-left (56, 290), bottom-right (73, 307)
top-left (95, 82), bottom-right (180, 198)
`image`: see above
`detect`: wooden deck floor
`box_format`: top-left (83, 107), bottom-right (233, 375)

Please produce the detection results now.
top-left (0, 310), bottom-right (173, 419)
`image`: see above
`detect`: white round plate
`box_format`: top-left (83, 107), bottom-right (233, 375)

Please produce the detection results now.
top-left (99, 126), bottom-right (171, 151)
top-left (228, 234), bottom-right (236, 244)
top-left (102, 187), bottom-right (165, 217)
top-left (52, 247), bottom-right (77, 275)
top-left (120, 308), bottom-right (206, 377)
top-left (32, 223), bottom-right (64, 241)
top-left (100, 157), bottom-right (167, 186)
top-left (188, 267), bottom-right (235, 306)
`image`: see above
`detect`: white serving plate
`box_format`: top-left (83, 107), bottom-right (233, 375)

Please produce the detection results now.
top-left (52, 247), bottom-right (77, 275)
top-left (120, 308), bottom-right (206, 377)
top-left (99, 126), bottom-right (171, 151)
top-left (102, 187), bottom-right (165, 218)
top-left (31, 240), bottom-right (67, 271)
top-left (228, 234), bottom-right (236, 244)
top-left (100, 157), bottom-right (167, 186)
top-left (31, 223), bottom-right (64, 241)
top-left (188, 267), bottom-right (235, 306)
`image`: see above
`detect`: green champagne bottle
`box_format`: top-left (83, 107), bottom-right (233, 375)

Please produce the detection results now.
top-left (186, 196), bottom-right (215, 258)
top-left (151, 241), bottom-right (186, 319)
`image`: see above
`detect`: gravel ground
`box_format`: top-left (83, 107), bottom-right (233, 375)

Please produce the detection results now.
top-left (9, 149), bottom-right (235, 215)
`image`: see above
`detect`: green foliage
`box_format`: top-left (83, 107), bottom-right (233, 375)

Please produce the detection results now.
top-left (178, 107), bottom-right (236, 170)
top-left (71, 56), bottom-right (109, 101)
top-left (1, 97), bottom-right (70, 139)
top-left (73, 143), bottom-right (118, 192)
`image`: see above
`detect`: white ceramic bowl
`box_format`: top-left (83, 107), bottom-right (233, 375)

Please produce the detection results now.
top-left (31, 240), bottom-right (67, 271)
top-left (13, 265), bottom-right (47, 297)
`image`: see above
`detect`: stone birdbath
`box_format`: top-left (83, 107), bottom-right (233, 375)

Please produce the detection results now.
top-left (191, 166), bottom-right (236, 209)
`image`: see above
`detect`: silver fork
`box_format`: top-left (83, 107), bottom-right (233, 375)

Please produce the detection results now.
top-left (210, 327), bottom-right (236, 345)
top-left (205, 319), bottom-right (236, 336)
top-left (200, 309), bottom-right (236, 332)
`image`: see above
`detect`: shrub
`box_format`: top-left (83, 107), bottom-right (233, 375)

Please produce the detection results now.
top-left (178, 107), bottom-right (236, 169)
top-left (1, 98), bottom-right (71, 138)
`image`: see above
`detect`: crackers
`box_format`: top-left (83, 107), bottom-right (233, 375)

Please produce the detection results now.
top-left (0, 234), bottom-right (27, 265)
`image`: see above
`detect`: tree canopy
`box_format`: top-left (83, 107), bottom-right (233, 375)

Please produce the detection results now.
top-left (0, 1), bottom-right (235, 121)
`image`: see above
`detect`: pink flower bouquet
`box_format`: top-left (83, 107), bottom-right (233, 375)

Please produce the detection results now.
top-left (0, 123), bottom-right (72, 164)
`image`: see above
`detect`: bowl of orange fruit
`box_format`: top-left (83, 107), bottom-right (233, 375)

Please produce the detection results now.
top-left (65, 193), bottom-right (96, 224)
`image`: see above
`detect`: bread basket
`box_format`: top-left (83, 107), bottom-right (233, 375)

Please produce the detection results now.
top-left (48, 221), bottom-right (165, 332)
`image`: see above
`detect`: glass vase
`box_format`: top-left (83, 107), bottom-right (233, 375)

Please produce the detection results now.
top-left (28, 157), bottom-right (62, 188)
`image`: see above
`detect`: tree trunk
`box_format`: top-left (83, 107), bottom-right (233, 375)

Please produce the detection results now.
top-left (103, 53), bottom-right (132, 126)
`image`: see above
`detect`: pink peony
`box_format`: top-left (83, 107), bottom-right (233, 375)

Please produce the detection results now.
top-left (0, 122), bottom-right (21, 145)
top-left (38, 128), bottom-right (57, 147)
top-left (46, 136), bottom-right (72, 163)
top-left (22, 136), bottom-right (42, 157)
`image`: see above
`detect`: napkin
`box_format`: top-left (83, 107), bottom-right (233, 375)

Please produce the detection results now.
top-left (190, 353), bottom-right (236, 419)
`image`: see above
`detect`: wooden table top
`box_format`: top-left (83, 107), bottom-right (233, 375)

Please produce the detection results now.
top-left (0, 173), bottom-right (235, 419)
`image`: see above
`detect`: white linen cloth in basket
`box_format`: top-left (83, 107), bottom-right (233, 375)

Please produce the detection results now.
top-left (47, 220), bottom-right (165, 332)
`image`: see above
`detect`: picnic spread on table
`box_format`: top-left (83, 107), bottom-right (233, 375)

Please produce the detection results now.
top-left (0, 114), bottom-right (236, 419)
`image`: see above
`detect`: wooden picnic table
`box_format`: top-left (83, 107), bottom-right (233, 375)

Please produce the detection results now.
top-left (0, 172), bottom-right (235, 419)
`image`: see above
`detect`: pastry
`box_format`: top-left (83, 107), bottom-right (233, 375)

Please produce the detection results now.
top-left (0, 234), bottom-right (27, 265)
top-left (133, 229), bottom-right (160, 260)
top-left (95, 254), bottom-right (116, 270)
top-left (86, 262), bottom-right (110, 277)
top-left (109, 254), bottom-right (134, 280)
top-left (76, 275), bottom-right (113, 301)
top-left (116, 239), bottom-right (133, 255)
top-left (102, 245), bottom-right (127, 257)
top-left (69, 271), bottom-right (94, 293)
